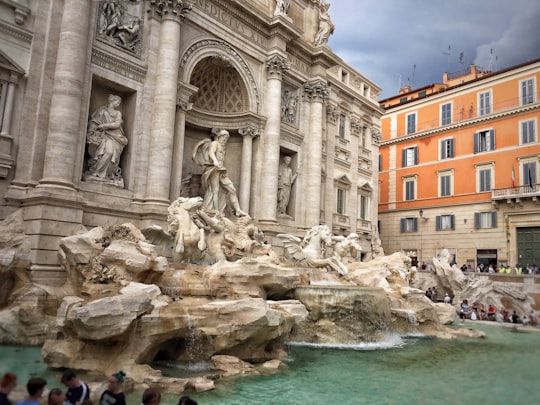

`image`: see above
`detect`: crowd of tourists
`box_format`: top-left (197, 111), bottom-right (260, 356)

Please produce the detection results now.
top-left (0, 369), bottom-right (198, 405)
top-left (457, 299), bottom-right (538, 326)
top-left (462, 263), bottom-right (539, 275)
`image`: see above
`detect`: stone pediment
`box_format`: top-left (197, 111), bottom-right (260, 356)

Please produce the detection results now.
top-left (0, 49), bottom-right (24, 77)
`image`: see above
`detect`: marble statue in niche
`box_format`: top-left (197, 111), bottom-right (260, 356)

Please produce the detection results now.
top-left (84, 94), bottom-right (128, 188)
top-left (192, 129), bottom-right (248, 217)
top-left (97, 0), bottom-right (143, 54)
top-left (274, 0), bottom-right (291, 17)
top-left (277, 155), bottom-right (298, 217)
top-left (314, 1), bottom-right (335, 46)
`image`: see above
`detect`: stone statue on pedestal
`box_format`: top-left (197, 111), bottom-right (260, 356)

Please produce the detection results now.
top-left (85, 94), bottom-right (128, 187)
top-left (314, 1), bottom-right (335, 46)
top-left (192, 129), bottom-right (248, 217)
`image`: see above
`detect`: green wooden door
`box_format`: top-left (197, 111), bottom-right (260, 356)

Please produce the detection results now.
top-left (516, 227), bottom-right (540, 267)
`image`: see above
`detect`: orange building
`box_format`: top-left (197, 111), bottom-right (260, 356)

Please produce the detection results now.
top-left (378, 58), bottom-right (540, 270)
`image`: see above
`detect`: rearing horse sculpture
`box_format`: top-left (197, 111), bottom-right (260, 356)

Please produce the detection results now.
top-left (277, 224), bottom-right (348, 276)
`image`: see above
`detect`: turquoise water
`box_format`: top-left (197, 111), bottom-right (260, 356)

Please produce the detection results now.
top-left (2, 323), bottom-right (539, 405)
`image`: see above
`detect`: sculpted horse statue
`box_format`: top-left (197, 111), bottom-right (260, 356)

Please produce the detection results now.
top-left (332, 232), bottom-right (362, 262)
top-left (142, 196), bottom-right (226, 263)
top-left (277, 224), bottom-right (348, 276)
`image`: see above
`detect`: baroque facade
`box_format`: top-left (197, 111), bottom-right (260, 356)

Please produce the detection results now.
top-left (378, 58), bottom-right (540, 269)
top-left (0, 0), bottom-right (382, 282)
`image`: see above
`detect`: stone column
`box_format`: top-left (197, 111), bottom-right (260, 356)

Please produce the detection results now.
top-left (259, 54), bottom-right (289, 223)
top-left (145, 1), bottom-right (191, 205)
top-left (169, 82), bottom-right (196, 200)
top-left (238, 126), bottom-right (260, 212)
top-left (303, 79), bottom-right (328, 226)
top-left (0, 79), bottom-right (16, 135)
top-left (39, 0), bottom-right (92, 189)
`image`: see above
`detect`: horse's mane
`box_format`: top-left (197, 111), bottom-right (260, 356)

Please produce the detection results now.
top-left (302, 225), bottom-right (328, 247)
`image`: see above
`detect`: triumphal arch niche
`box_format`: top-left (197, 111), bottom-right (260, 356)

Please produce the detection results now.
top-left (0, 0), bottom-right (383, 280)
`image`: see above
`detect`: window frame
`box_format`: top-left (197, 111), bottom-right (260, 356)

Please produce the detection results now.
top-left (473, 129), bottom-right (495, 154)
top-left (520, 77), bottom-right (536, 106)
top-left (478, 90), bottom-right (492, 116)
top-left (520, 118), bottom-right (537, 145)
top-left (436, 214), bottom-right (455, 231)
top-left (440, 137), bottom-right (455, 159)
top-left (336, 188), bottom-right (346, 215)
top-left (406, 112), bottom-right (417, 135)
top-left (438, 170), bottom-right (453, 197)
top-left (440, 102), bottom-right (452, 126)
top-left (401, 146), bottom-right (418, 167)
top-left (476, 164), bottom-right (493, 192)
top-left (521, 161), bottom-right (537, 187)
top-left (400, 217), bottom-right (418, 233)
top-left (403, 176), bottom-right (417, 201)
top-left (474, 211), bottom-right (497, 229)
top-left (359, 193), bottom-right (369, 220)
top-left (338, 114), bottom-right (346, 138)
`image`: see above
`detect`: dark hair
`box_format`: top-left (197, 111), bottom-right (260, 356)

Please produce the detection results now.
top-left (142, 387), bottom-right (161, 405)
top-left (27, 377), bottom-right (47, 396)
top-left (178, 396), bottom-right (198, 405)
top-left (112, 370), bottom-right (126, 383)
top-left (61, 369), bottom-right (77, 384)
top-left (0, 373), bottom-right (16, 388)
top-left (48, 388), bottom-right (63, 401)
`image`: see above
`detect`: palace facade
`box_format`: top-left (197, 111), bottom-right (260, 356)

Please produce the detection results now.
top-left (378, 58), bottom-right (540, 269)
top-left (0, 0), bottom-right (382, 282)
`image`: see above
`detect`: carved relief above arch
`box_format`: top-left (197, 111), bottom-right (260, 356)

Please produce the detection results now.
top-left (179, 38), bottom-right (260, 114)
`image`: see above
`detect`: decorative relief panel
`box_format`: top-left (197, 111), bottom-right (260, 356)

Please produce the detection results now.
top-left (96, 1), bottom-right (144, 57)
top-left (281, 86), bottom-right (299, 127)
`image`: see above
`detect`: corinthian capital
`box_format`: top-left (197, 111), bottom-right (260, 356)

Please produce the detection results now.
top-left (239, 127), bottom-right (261, 138)
top-left (266, 55), bottom-right (290, 77)
top-left (304, 79), bottom-right (328, 102)
top-left (148, 0), bottom-right (192, 22)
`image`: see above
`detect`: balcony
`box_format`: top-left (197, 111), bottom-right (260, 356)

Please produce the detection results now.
top-left (492, 184), bottom-right (540, 204)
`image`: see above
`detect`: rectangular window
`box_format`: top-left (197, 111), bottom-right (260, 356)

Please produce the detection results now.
top-left (440, 138), bottom-right (454, 159)
top-left (404, 179), bottom-right (416, 201)
top-left (521, 78), bottom-right (535, 105)
top-left (359, 195), bottom-right (369, 220)
top-left (338, 114), bottom-right (346, 138)
top-left (401, 146), bottom-right (418, 167)
top-left (361, 126), bottom-right (368, 148)
top-left (337, 188), bottom-right (346, 214)
top-left (479, 91), bottom-right (491, 116)
top-left (478, 167), bottom-right (492, 192)
top-left (473, 130), bottom-right (495, 153)
top-left (400, 217), bottom-right (418, 233)
top-left (378, 154), bottom-right (382, 172)
top-left (521, 119), bottom-right (536, 144)
top-left (406, 113), bottom-right (416, 134)
top-left (522, 161), bottom-right (537, 188)
top-left (440, 174), bottom-right (452, 197)
top-left (436, 214), bottom-right (455, 231)
top-left (474, 212), bottom-right (497, 229)
top-left (400, 97), bottom-right (407, 104)
top-left (441, 103), bottom-right (452, 125)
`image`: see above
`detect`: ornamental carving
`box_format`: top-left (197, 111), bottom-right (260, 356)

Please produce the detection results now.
top-left (350, 117), bottom-right (363, 135)
top-left (266, 55), bottom-right (290, 77)
top-left (281, 88), bottom-right (299, 126)
top-left (239, 127), bottom-right (261, 138)
top-left (304, 80), bottom-right (328, 102)
top-left (148, 0), bottom-right (192, 22)
top-left (96, 1), bottom-right (144, 56)
top-left (326, 104), bottom-right (339, 124)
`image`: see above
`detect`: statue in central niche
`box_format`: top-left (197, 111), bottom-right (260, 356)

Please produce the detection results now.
top-left (192, 129), bottom-right (248, 217)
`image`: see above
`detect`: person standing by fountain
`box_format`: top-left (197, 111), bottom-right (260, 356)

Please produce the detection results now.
top-left (0, 373), bottom-right (16, 405)
top-left (61, 370), bottom-right (89, 405)
top-left (15, 377), bottom-right (47, 405)
top-left (99, 371), bottom-right (126, 405)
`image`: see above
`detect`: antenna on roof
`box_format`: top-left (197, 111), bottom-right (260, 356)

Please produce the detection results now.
top-left (442, 45), bottom-right (451, 71)
top-left (411, 64), bottom-right (416, 87)
top-left (488, 48), bottom-right (498, 71)
top-left (396, 73), bottom-right (402, 92)
top-left (459, 52), bottom-right (464, 65)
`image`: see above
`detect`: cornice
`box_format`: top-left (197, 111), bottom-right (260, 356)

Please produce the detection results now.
top-left (91, 48), bottom-right (147, 83)
top-left (0, 19), bottom-right (32, 44)
top-left (380, 103), bottom-right (540, 147)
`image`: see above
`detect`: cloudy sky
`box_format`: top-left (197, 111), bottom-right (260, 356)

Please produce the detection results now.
top-left (326, 0), bottom-right (540, 100)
